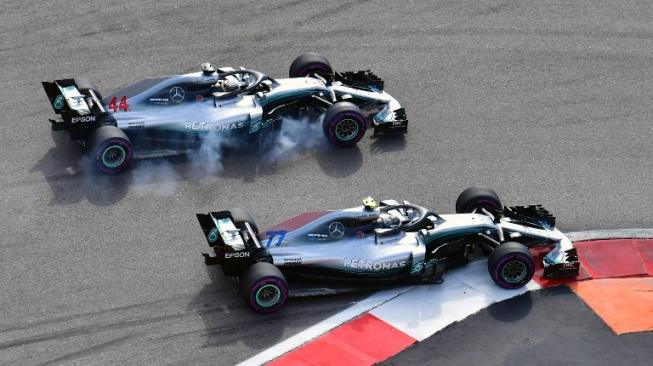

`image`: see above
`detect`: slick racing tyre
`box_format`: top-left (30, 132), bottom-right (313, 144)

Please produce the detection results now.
top-left (88, 126), bottom-right (133, 174)
top-left (455, 186), bottom-right (502, 214)
top-left (229, 208), bottom-right (259, 234)
top-left (488, 241), bottom-right (534, 289)
top-left (74, 78), bottom-right (102, 100)
top-left (289, 53), bottom-right (333, 82)
top-left (323, 102), bottom-right (366, 147)
top-left (240, 262), bottom-right (289, 313)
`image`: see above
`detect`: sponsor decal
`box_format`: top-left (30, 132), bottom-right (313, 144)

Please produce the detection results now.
top-left (358, 213), bottom-right (377, 221)
top-left (261, 118), bottom-right (275, 129)
top-left (344, 257), bottom-right (407, 271)
top-left (356, 231), bottom-right (365, 240)
top-left (53, 95), bottom-right (64, 109)
top-left (265, 231), bottom-right (287, 248)
top-left (70, 115), bottom-right (96, 123)
top-left (127, 120), bottom-right (145, 128)
top-left (411, 258), bottom-right (436, 274)
top-left (225, 252), bottom-right (250, 259)
top-left (328, 222), bottom-right (345, 239)
top-left (249, 119), bottom-right (261, 134)
top-left (169, 87), bottom-right (185, 103)
top-left (108, 96), bottom-right (128, 112)
top-left (149, 97), bottom-right (170, 104)
top-left (208, 227), bottom-right (219, 243)
top-left (283, 257), bottom-right (302, 265)
top-left (411, 262), bottom-right (423, 273)
top-left (195, 95), bottom-right (204, 103)
top-left (185, 121), bottom-right (245, 132)
top-left (308, 233), bottom-right (329, 240)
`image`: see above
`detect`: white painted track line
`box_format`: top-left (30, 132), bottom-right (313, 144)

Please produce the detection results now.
top-left (369, 260), bottom-right (540, 341)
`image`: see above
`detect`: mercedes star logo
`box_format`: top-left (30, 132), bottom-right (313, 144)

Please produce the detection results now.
top-left (328, 222), bottom-right (345, 239)
top-left (169, 87), bottom-right (185, 103)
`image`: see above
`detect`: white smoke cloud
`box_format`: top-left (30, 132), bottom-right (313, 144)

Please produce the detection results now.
top-left (261, 115), bottom-right (329, 163)
top-left (130, 159), bottom-right (181, 196)
top-left (187, 130), bottom-right (228, 177)
top-left (77, 116), bottom-right (329, 196)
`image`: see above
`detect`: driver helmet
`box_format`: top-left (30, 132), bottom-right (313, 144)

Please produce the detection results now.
top-left (201, 62), bottom-right (216, 74)
top-left (222, 78), bottom-right (240, 92)
top-left (378, 213), bottom-right (400, 228)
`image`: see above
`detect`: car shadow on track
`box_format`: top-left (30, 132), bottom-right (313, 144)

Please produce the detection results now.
top-left (30, 130), bottom-right (131, 206)
top-left (188, 265), bottom-right (369, 352)
top-left (314, 145), bottom-right (363, 178)
top-left (186, 266), bottom-right (288, 349)
top-left (486, 286), bottom-right (569, 323)
top-left (369, 134), bottom-right (407, 155)
top-left (32, 131), bottom-right (367, 206)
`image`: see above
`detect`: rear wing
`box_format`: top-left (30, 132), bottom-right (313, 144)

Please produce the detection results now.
top-left (196, 211), bottom-right (248, 250)
top-left (195, 211), bottom-right (262, 251)
top-left (196, 211), bottom-right (261, 268)
top-left (42, 79), bottom-right (113, 137)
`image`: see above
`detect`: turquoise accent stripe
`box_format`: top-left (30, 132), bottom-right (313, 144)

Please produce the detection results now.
top-left (423, 226), bottom-right (495, 245)
top-left (259, 89), bottom-right (324, 107)
top-left (309, 265), bottom-right (407, 278)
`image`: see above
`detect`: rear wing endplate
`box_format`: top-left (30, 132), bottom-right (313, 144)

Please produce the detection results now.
top-left (196, 211), bottom-right (260, 251)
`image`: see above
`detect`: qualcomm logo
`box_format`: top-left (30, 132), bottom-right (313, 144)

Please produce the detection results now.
top-left (169, 87), bottom-right (185, 103)
top-left (328, 222), bottom-right (345, 239)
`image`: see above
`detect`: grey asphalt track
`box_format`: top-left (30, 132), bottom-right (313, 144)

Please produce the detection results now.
top-left (1, 0), bottom-right (652, 365)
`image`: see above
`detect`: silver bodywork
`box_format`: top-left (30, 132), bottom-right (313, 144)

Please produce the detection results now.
top-left (264, 204), bottom-right (572, 278)
top-left (103, 67), bottom-right (404, 144)
top-left (202, 201), bottom-right (574, 280)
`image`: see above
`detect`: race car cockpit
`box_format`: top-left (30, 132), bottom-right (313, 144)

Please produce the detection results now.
top-left (374, 203), bottom-right (433, 236)
top-left (211, 69), bottom-right (277, 100)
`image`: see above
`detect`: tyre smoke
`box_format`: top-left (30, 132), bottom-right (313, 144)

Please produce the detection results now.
top-left (123, 116), bottom-right (329, 194)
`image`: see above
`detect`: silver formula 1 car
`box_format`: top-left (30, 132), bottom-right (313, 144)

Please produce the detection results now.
top-left (41, 53), bottom-right (407, 173)
top-left (196, 187), bottom-right (579, 313)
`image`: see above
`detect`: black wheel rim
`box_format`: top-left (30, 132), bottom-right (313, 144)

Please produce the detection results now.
top-left (501, 260), bottom-right (528, 283)
top-left (334, 118), bottom-right (359, 141)
top-left (102, 145), bottom-right (126, 168)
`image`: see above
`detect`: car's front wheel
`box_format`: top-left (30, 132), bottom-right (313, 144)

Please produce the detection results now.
top-left (323, 102), bottom-right (367, 147)
top-left (239, 262), bottom-right (288, 313)
top-left (488, 241), bottom-right (534, 289)
top-left (289, 53), bottom-right (333, 82)
top-left (455, 186), bottom-right (502, 214)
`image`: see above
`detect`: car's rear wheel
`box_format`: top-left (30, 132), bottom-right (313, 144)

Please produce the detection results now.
top-left (88, 126), bottom-right (133, 174)
top-left (289, 53), bottom-right (333, 82)
top-left (455, 186), bottom-right (502, 214)
top-left (488, 241), bottom-right (534, 289)
top-left (323, 102), bottom-right (366, 147)
top-left (239, 262), bottom-right (288, 313)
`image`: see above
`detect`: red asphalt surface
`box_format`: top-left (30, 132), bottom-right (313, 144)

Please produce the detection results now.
top-left (267, 239), bottom-right (653, 366)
